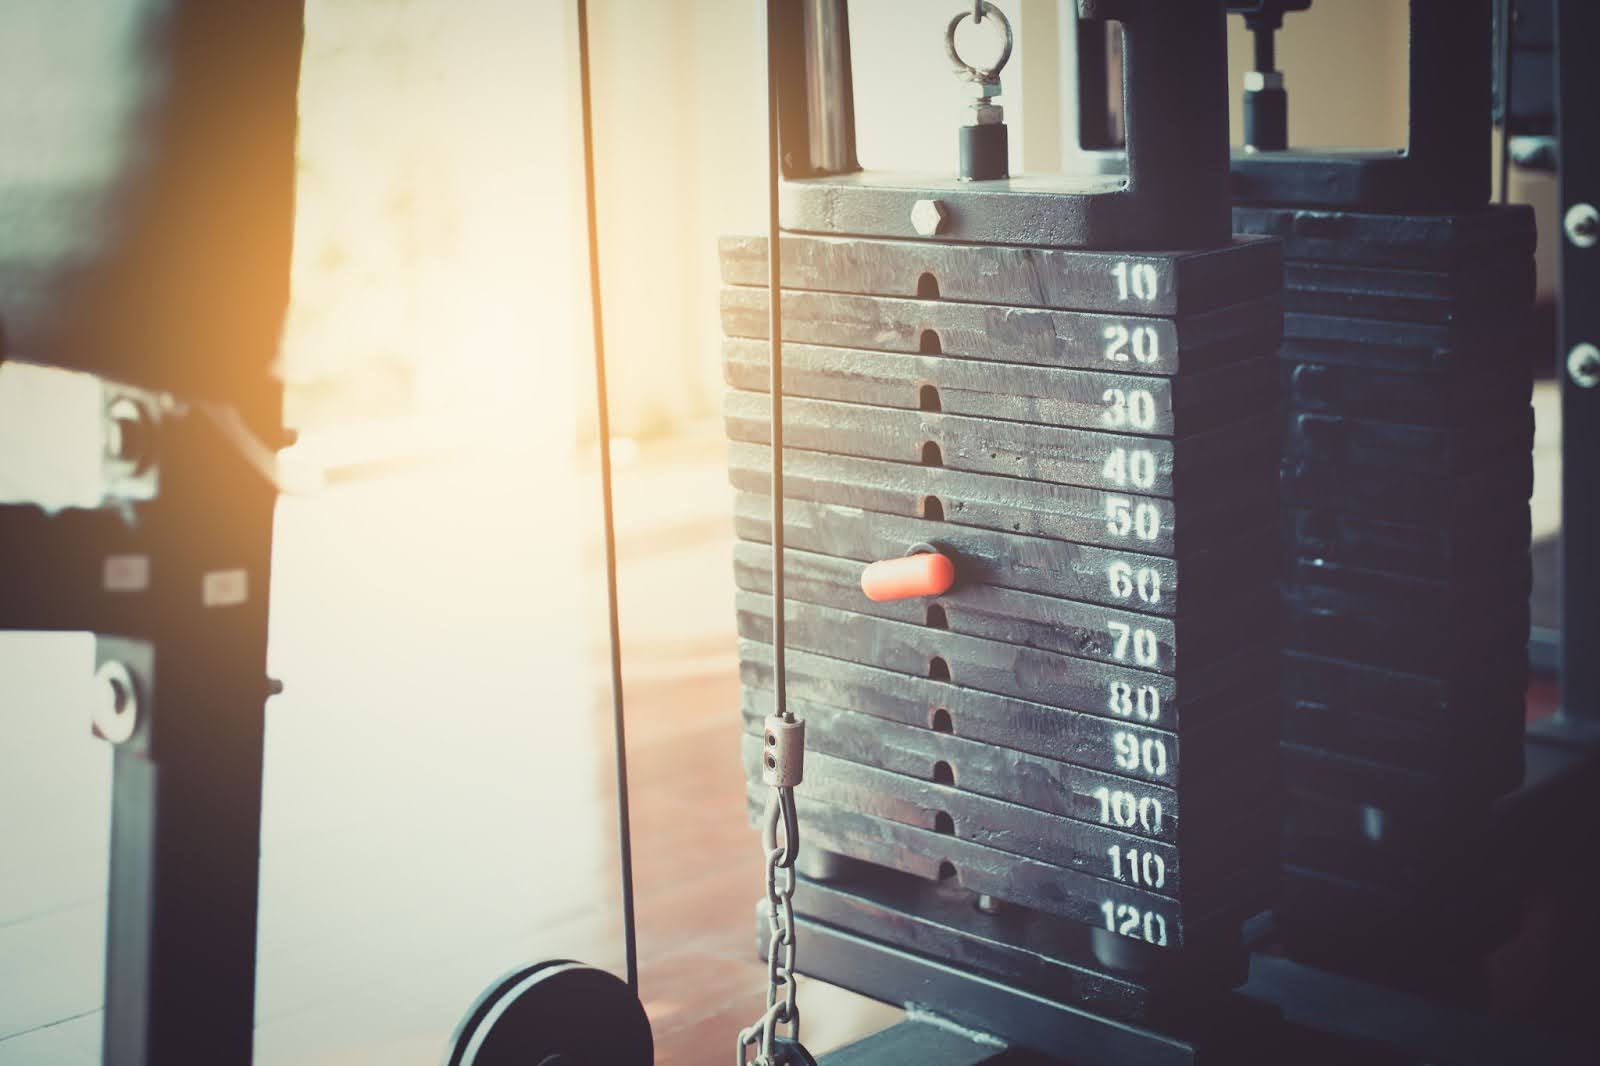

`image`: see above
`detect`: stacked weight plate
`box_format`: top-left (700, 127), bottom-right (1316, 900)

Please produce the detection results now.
top-left (1233, 204), bottom-right (1537, 980)
top-left (719, 233), bottom-right (1284, 1004)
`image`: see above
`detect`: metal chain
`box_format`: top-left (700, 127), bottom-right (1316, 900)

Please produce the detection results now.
top-left (737, 780), bottom-right (803, 1065)
top-left (744, 3), bottom-right (810, 1063)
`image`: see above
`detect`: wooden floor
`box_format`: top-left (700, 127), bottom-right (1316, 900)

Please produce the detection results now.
top-left (0, 434), bottom-right (893, 1065)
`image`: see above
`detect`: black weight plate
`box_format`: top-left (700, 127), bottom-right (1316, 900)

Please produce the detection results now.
top-left (1281, 257), bottom-right (1536, 324)
top-left (786, 870), bottom-right (1251, 1025)
top-left (1231, 204), bottom-right (1537, 270)
top-left (726, 390), bottom-right (1279, 501)
top-left (1278, 312), bottom-right (1531, 374)
top-left (740, 641), bottom-right (1270, 787)
top-left (1281, 357), bottom-right (1532, 426)
top-left (736, 594), bottom-right (1270, 735)
top-left (1280, 835), bottom-right (1482, 896)
top-left (1283, 407), bottom-right (1533, 475)
top-left (1279, 742), bottom-right (1514, 814)
top-left (739, 705), bottom-right (1277, 859)
top-left (1283, 649), bottom-right (1528, 722)
top-left (724, 337), bottom-right (1278, 438)
top-left (1280, 787), bottom-right (1491, 870)
top-left (770, 791), bottom-right (1258, 950)
top-left (734, 492), bottom-right (1279, 618)
top-left (721, 287), bottom-right (1283, 376)
top-left (1283, 789), bottom-right (1491, 853)
top-left (1277, 863), bottom-right (1522, 965)
top-left (1281, 698), bottom-right (1524, 792)
top-left (740, 741), bottom-right (1274, 905)
top-left (728, 443), bottom-right (1275, 558)
top-left (1281, 596), bottom-right (1528, 676)
top-left (1285, 555), bottom-right (1533, 626)
top-left (741, 692), bottom-right (1275, 809)
top-left (733, 537), bottom-right (1276, 674)
top-left (445, 961), bottom-right (652, 1066)
top-left (718, 234), bottom-right (1283, 315)
top-left (1287, 506), bottom-right (1532, 577)
top-left (1279, 454), bottom-right (1533, 522)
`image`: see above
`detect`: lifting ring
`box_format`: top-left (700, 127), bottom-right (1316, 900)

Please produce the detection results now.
top-left (945, 2), bottom-right (1014, 84)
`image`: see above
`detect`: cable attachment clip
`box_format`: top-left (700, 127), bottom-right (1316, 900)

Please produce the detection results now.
top-left (946, 2), bottom-right (1013, 181)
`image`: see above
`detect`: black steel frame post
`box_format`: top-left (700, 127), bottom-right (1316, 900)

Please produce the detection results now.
top-left (2, 392), bottom-right (281, 1066)
top-left (103, 403), bottom-right (279, 1066)
top-left (1553, 0), bottom-right (1600, 733)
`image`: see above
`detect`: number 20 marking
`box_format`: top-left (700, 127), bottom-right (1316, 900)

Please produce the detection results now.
top-left (1103, 324), bottom-right (1160, 364)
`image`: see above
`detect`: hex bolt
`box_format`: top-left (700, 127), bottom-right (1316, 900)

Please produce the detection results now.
top-left (92, 661), bottom-right (140, 745)
top-left (1568, 343), bottom-right (1600, 389)
top-left (911, 199), bottom-right (948, 237)
top-left (1565, 203), bottom-right (1600, 249)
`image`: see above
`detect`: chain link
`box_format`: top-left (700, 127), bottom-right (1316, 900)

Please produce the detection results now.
top-left (736, 771), bottom-right (805, 1065)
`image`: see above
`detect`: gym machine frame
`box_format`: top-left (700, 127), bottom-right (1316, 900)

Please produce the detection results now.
top-left (2, 2), bottom-right (1597, 1064)
top-left (755, 2), bottom-right (1600, 1063)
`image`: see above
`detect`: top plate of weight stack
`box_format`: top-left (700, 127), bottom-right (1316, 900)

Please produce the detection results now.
top-left (772, 1), bottom-right (1233, 250)
top-left (1225, 0), bottom-right (1492, 212)
top-left (719, 235), bottom-right (1282, 317)
top-left (1231, 203), bottom-right (1537, 271)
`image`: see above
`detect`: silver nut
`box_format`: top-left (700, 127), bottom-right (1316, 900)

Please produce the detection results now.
top-left (911, 199), bottom-right (948, 237)
top-left (1565, 203), bottom-right (1600, 249)
top-left (1568, 343), bottom-right (1600, 389)
top-left (92, 661), bottom-right (140, 745)
top-left (1243, 70), bottom-right (1285, 92)
top-left (968, 101), bottom-right (1005, 126)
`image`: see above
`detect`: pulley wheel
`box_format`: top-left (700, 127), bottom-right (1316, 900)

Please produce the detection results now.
top-left (444, 959), bottom-right (653, 1066)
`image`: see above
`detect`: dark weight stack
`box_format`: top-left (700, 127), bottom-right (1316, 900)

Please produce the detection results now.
top-left (1232, 203), bottom-right (1537, 986)
top-left (718, 231), bottom-right (1286, 1024)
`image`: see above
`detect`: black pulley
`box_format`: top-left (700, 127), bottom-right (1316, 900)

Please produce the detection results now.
top-left (444, 960), bottom-right (653, 1066)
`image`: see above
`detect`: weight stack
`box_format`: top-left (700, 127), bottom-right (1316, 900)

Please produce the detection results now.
top-left (1232, 203), bottom-right (1537, 991)
top-left (719, 232), bottom-right (1286, 1028)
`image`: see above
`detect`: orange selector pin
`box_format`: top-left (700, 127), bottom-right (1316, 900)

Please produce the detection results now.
top-left (860, 546), bottom-right (956, 603)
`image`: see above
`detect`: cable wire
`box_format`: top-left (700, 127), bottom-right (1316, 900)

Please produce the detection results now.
top-left (575, 0), bottom-right (639, 995)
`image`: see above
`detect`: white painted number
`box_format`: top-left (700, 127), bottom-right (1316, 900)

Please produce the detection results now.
top-left (1107, 561), bottom-right (1163, 605)
top-left (1113, 731), bottom-right (1169, 777)
top-left (1108, 621), bottom-right (1159, 667)
top-left (1091, 786), bottom-right (1164, 834)
top-left (1108, 844), bottom-right (1167, 889)
top-left (1102, 324), bottom-right (1160, 364)
top-left (1101, 448), bottom-right (1157, 489)
top-left (1101, 900), bottom-right (1170, 946)
top-left (1105, 496), bottom-right (1162, 541)
top-left (1101, 388), bottom-right (1157, 431)
top-left (1113, 261), bottom-right (1159, 303)
top-left (1108, 681), bottom-right (1162, 723)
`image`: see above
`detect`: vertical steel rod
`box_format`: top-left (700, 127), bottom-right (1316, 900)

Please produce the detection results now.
top-left (574, 0), bottom-right (639, 993)
top-left (803, 0), bottom-right (858, 176)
